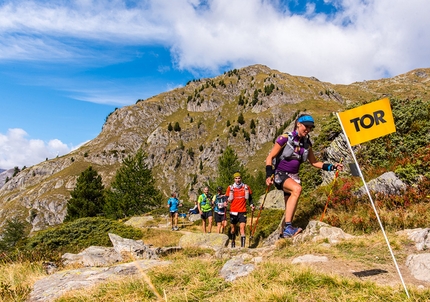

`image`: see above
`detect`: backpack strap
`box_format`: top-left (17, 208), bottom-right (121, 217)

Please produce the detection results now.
top-left (228, 185), bottom-right (234, 201)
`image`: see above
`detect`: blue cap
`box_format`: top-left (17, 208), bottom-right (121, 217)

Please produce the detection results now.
top-left (297, 115), bottom-right (315, 126)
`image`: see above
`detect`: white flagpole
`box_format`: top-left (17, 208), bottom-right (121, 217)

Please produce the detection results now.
top-left (336, 113), bottom-right (410, 298)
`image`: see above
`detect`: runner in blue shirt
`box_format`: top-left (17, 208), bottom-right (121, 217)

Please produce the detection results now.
top-left (167, 192), bottom-right (182, 231)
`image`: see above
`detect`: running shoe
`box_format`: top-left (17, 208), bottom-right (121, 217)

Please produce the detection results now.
top-left (282, 225), bottom-right (303, 238)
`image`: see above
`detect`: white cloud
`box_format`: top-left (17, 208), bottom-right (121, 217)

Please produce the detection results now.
top-left (1, 0), bottom-right (429, 84)
top-left (0, 129), bottom-right (71, 169)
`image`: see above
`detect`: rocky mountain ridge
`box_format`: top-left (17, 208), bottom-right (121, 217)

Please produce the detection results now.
top-left (0, 64), bottom-right (429, 232)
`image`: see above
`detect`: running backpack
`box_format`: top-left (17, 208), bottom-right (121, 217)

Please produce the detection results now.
top-left (228, 184), bottom-right (250, 201)
top-left (272, 132), bottom-right (312, 170)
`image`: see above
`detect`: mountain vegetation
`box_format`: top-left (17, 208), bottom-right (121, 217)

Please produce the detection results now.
top-left (0, 64), bottom-right (429, 301)
top-left (104, 149), bottom-right (162, 219)
top-left (0, 64), bottom-right (429, 234)
top-left (64, 166), bottom-right (105, 222)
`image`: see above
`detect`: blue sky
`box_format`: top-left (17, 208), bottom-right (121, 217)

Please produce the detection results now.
top-left (0, 0), bottom-right (429, 169)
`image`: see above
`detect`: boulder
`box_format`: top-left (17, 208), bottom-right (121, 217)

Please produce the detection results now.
top-left (355, 171), bottom-right (407, 197)
top-left (62, 246), bottom-right (122, 267)
top-left (62, 233), bottom-right (163, 267)
top-left (263, 220), bottom-right (354, 246)
top-left (300, 220), bottom-right (355, 244)
top-left (220, 256), bottom-right (255, 282)
top-left (257, 189), bottom-right (284, 209)
top-left (28, 259), bottom-right (171, 302)
top-left (109, 233), bottom-right (160, 260)
top-left (405, 253), bottom-right (430, 282)
top-left (397, 228), bottom-right (430, 251)
top-left (179, 232), bottom-right (229, 251)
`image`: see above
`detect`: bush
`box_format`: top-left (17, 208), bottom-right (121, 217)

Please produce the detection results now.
top-left (25, 217), bottom-right (143, 257)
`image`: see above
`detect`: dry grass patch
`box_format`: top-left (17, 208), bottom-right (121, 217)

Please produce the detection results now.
top-left (0, 261), bottom-right (45, 302)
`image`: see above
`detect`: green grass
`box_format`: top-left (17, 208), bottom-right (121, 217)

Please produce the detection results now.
top-left (2, 216), bottom-right (430, 301)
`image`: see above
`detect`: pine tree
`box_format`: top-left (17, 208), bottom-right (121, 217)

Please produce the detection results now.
top-left (104, 149), bottom-right (162, 219)
top-left (209, 146), bottom-right (248, 191)
top-left (65, 166), bottom-right (105, 222)
top-left (173, 121), bottom-right (181, 132)
top-left (237, 113), bottom-right (245, 125)
top-left (0, 217), bottom-right (27, 252)
top-left (208, 146), bottom-right (266, 202)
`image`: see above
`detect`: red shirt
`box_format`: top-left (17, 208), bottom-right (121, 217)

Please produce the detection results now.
top-left (226, 183), bottom-right (252, 213)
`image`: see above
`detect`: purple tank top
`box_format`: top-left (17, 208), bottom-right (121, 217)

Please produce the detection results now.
top-left (275, 133), bottom-right (305, 174)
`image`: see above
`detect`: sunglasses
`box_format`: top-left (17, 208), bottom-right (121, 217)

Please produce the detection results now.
top-left (301, 123), bottom-right (315, 131)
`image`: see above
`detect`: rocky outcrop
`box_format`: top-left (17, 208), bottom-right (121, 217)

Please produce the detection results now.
top-left (0, 168), bottom-right (13, 189)
top-left (397, 228), bottom-right (430, 251)
top-left (263, 220), bottom-right (354, 246)
top-left (61, 233), bottom-right (165, 267)
top-left (28, 259), bottom-right (171, 302)
top-left (355, 171), bottom-right (407, 197)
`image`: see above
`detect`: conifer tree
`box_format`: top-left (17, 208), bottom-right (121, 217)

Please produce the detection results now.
top-left (237, 113), bottom-right (245, 125)
top-left (0, 217), bottom-right (27, 252)
top-left (104, 149), bottom-right (162, 219)
top-left (173, 121), bottom-right (181, 132)
top-left (209, 146), bottom-right (248, 191)
top-left (65, 166), bottom-right (105, 222)
top-left (209, 146), bottom-right (266, 202)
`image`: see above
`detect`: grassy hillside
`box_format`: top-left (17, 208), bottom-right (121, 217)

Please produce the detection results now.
top-left (0, 65), bottom-right (429, 235)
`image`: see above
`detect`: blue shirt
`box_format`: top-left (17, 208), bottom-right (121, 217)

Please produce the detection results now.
top-left (168, 197), bottom-right (180, 212)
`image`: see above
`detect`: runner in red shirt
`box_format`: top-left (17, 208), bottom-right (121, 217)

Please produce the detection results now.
top-left (226, 172), bottom-right (254, 248)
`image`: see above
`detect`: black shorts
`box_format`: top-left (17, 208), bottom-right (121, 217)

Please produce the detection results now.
top-left (214, 212), bottom-right (226, 223)
top-left (170, 211), bottom-right (178, 217)
top-left (201, 211), bottom-right (213, 220)
top-left (230, 212), bottom-right (247, 224)
top-left (274, 171), bottom-right (292, 197)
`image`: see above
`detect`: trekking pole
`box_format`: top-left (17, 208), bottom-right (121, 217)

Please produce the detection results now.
top-left (320, 158), bottom-right (343, 222)
top-left (250, 176), bottom-right (273, 246)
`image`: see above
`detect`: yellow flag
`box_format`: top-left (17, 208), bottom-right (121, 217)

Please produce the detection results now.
top-left (338, 98), bottom-right (396, 146)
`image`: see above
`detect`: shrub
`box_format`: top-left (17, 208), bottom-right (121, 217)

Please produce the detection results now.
top-left (25, 217), bottom-right (143, 257)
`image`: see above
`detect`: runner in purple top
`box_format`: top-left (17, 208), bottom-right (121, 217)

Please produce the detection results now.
top-left (265, 114), bottom-right (343, 238)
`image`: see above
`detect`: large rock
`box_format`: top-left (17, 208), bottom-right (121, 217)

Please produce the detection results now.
top-left (405, 253), bottom-right (430, 282)
top-left (220, 256), bottom-right (255, 282)
top-left (62, 233), bottom-right (162, 267)
top-left (28, 259), bottom-right (171, 302)
top-left (257, 189), bottom-right (284, 209)
top-left (300, 220), bottom-right (354, 244)
top-left (109, 233), bottom-right (160, 260)
top-left (355, 171), bottom-right (407, 197)
top-left (62, 246), bottom-right (122, 267)
top-left (397, 228), bottom-right (430, 251)
top-left (322, 133), bottom-right (353, 185)
top-left (178, 232), bottom-right (229, 251)
top-left (263, 220), bottom-right (354, 246)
